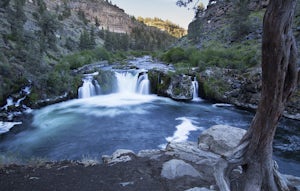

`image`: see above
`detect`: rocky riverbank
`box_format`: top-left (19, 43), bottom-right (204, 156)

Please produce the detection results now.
top-left (198, 66), bottom-right (300, 120)
top-left (1, 125), bottom-right (300, 191)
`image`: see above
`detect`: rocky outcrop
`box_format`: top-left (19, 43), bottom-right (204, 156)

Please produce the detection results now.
top-left (166, 74), bottom-right (193, 100)
top-left (102, 149), bottom-right (136, 165)
top-left (45, 0), bottom-right (133, 34)
top-left (188, 0), bottom-right (268, 45)
top-left (100, 125), bottom-right (300, 191)
top-left (199, 67), bottom-right (300, 120)
top-left (198, 125), bottom-right (246, 155)
top-left (148, 69), bottom-right (194, 101)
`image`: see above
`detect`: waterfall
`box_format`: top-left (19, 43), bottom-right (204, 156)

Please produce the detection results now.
top-left (137, 73), bottom-right (150, 95)
top-left (192, 77), bottom-right (201, 101)
top-left (78, 75), bottom-right (101, 99)
top-left (115, 71), bottom-right (150, 95)
top-left (115, 71), bottom-right (139, 94)
top-left (1, 86), bottom-right (31, 110)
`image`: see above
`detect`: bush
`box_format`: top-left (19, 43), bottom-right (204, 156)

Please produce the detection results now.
top-left (57, 48), bottom-right (112, 70)
top-left (166, 41), bottom-right (261, 72)
top-left (161, 47), bottom-right (187, 63)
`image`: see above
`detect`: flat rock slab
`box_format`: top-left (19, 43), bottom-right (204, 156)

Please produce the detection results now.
top-left (161, 159), bottom-right (201, 179)
top-left (198, 125), bottom-right (246, 155)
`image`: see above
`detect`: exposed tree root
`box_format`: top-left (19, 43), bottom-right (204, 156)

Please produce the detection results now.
top-left (213, 143), bottom-right (292, 191)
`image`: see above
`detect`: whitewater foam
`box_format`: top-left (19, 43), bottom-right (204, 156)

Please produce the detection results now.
top-left (166, 117), bottom-right (203, 143)
top-left (0, 121), bottom-right (22, 134)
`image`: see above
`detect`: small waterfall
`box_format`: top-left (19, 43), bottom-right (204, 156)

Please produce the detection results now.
top-left (1, 97), bottom-right (14, 110)
top-left (115, 71), bottom-right (139, 94)
top-left (115, 71), bottom-right (150, 95)
top-left (78, 75), bottom-right (101, 99)
top-left (137, 73), bottom-right (150, 95)
top-left (1, 86), bottom-right (31, 110)
top-left (192, 77), bottom-right (201, 101)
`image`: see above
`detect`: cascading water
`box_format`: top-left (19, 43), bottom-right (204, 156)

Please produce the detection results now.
top-left (192, 77), bottom-right (201, 101)
top-left (78, 74), bottom-right (101, 99)
top-left (115, 71), bottom-right (139, 94)
top-left (115, 71), bottom-right (150, 95)
top-left (137, 72), bottom-right (150, 95)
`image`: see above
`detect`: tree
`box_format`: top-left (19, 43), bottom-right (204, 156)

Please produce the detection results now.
top-left (89, 26), bottom-right (96, 49)
top-left (38, 11), bottom-right (59, 51)
top-left (79, 30), bottom-right (90, 50)
top-left (177, 0), bottom-right (299, 190)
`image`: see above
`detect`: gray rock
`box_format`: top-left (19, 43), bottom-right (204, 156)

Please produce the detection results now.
top-left (102, 149), bottom-right (135, 164)
top-left (166, 141), bottom-right (219, 163)
top-left (165, 141), bottom-right (219, 182)
top-left (161, 159), bottom-right (201, 179)
top-left (198, 125), bottom-right (246, 155)
top-left (185, 187), bottom-right (215, 191)
top-left (166, 74), bottom-right (193, 101)
top-left (285, 175), bottom-right (300, 190)
top-left (137, 149), bottom-right (162, 160)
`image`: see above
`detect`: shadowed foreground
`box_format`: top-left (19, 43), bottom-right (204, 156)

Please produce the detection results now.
top-left (0, 156), bottom-right (209, 191)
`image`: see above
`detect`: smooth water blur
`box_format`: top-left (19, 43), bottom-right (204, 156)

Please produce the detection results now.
top-left (0, 93), bottom-right (299, 176)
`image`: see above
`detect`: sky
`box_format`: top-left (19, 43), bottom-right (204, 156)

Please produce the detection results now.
top-left (111, 0), bottom-right (209, 29)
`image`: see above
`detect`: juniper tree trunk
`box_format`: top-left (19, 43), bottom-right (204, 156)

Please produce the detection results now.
top-left (215, 0), bottom-right (298, 190)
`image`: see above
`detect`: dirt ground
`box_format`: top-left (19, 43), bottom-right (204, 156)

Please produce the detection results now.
top-left (0, 156), bottom-right (209, 191)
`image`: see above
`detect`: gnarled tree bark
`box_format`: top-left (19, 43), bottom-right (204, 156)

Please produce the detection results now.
top-left (214, 0), bottom-right (298, 191)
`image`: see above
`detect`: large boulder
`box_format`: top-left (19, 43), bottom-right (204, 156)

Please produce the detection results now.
top-left (165, 141), bottom-right (219, 183)
top-left (161, 159), bottom-right (201, 179)
top-left (148, 69), bottom-right (193, 101)
top-left (198, 125), bottom-right (246, 155)
top-left (166, 74), bottom-right (193, 101)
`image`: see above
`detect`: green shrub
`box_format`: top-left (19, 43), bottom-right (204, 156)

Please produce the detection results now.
top-left (94, 47), bottom-right (111, 61)
top-left (161, 47), bottom-right (187, 63)
top-left (167, 41), bottom-right (261, 72)
top-left (202, 77), bottom-right (229, 99)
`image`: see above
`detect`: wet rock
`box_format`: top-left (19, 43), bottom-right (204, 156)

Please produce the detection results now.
top-left (161, 159), bottom-right (201, 179)
top-left (166, 74), bottom-right (193, 101)
top-left (198, 125), bottom-right (246, 155)
top-left (148, 69), bottom-right (172, 97)
top-left (148, 69), bottom-right (194, 101)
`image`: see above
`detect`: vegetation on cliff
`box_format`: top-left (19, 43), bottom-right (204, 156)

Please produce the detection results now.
top-left (137, 17), bottom-right (187, 38)
top-left (0, 0), bottom-right (176, 107)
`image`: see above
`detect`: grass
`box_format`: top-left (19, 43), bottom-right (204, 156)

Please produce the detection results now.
top-left (160, 41), bottom-right (261, 73)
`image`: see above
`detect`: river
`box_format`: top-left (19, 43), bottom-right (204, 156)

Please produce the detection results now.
top-left (0, 59), bottom-right (299, 177)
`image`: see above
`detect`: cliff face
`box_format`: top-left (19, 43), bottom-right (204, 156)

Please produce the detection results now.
top-left (45, 0), bottom-right (134, 33)
top-left (188, 0), bottom-right (269, 45)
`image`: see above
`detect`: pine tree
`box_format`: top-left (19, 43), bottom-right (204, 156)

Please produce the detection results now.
top-left (89, 26), bottom-right (96, 49)
top-left (79, 30), bottom-right (90, 50)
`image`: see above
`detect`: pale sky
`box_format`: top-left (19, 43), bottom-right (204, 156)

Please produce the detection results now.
top-left (111, 0), bottom-right (209, 29)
